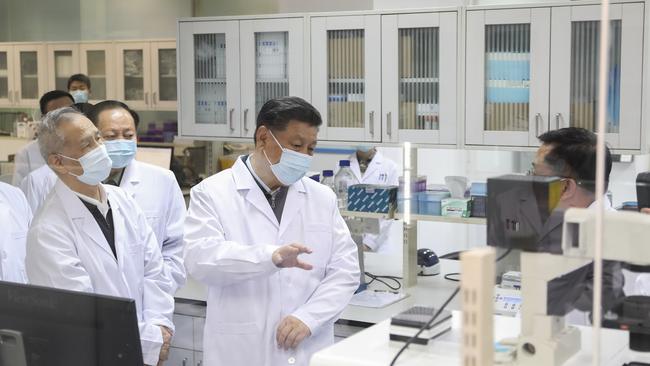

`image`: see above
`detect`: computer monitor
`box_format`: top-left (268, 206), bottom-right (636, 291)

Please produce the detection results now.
top-left (135, 146), bottom-right (173, 170)
top-left (0, 281), bottom-right (143, 366)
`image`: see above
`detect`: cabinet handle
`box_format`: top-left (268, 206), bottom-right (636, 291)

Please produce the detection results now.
top-left (369, 111), bottom-right (375, 136)
top-left (387, 112), bottom-right (392, 137)
top-left (554, 113), bottom-right (562, 130)
top-left (243, 108), bottom-right (249, 132)
top-left (182, 358), bottom-right (188, 366)
top-left (197, 361), bottom-right (202, 366)
top-left (145, 92), bottom-right (149, 105)
top-left (535, 113), bottom-right (542, 136)
top-left (153, 92), bottom-right (157, 105)
top-left (229, 108), bottom-right (235, 132)
top-left (15, 91), bottom-right (19, 103)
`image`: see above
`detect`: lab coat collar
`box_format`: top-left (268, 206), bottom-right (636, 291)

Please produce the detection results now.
top-left (350, 151), bottom-right (383, 184)
top-left (119, 160), bottom-right (140, 193)
top-left (54, 180), bottom-right (117, 261)
top-left (232, 158), bottom-right (307, 232)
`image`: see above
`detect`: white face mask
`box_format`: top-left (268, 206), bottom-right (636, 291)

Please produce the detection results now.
top-left (58, 145), bottom-right (113, 185)
top-left (263, 130), bottom-right (313, 186)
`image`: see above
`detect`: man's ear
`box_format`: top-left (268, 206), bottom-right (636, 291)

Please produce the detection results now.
top-left (255, 126), bottom-right (268, 148)
top-left (47, 154), bottom-right (66, 175)
top-left (561, 178), bottom-right (578, 200)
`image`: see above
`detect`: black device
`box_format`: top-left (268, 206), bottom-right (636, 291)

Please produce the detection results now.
top-left (417, 248), bottom-right (439, 267)
top-left (0, 281), bottom-right (144, 366)
top-left (636, 172), bottom-right (650, 211)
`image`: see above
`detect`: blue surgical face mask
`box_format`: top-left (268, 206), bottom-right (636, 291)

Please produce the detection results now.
top-left (104, 139), bottom-right (137, 168)
top-left (58, 144), bottom-right (113, 185)
top-left (70, 90), bottom-right (89, 104)
top-left (263, 130), bottom-right (312, 186)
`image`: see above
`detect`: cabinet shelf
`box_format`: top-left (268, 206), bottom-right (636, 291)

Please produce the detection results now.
top-left (329, 78), bottom-right (364, 83)
top-left (256, 78), bottom-right (289, 83)
top-left (196, 78), bottom-right (226, 83)
top-left (400, 77), bottom-right (439, 83)
top-left (339, 210), bottom-right (486, 225)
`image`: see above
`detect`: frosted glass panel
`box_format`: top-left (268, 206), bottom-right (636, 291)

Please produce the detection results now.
top-left (0, 52), bottom-right (8, 99)
top-left (570, 20), bottom-right (621, 133)
top-left (484, 24), bottom-right (530, 132)
top-left (158, 48), bottom-right (177, 101)
top-left (54, 50), bottom-right (73, 91)
top-left (86, 50), bottom-right (106, 100)
top-left (123, 49), bottom-right (144, 101)
top-left (399, 27), bottom-right (439, 131)
top-left (20, 51), bottom-right (39, 99)
top-left (194, 33), bottom-right (227, 125)
top-left (255, 32), bottom-right (289, 114)
top-left (327, 29), bottom-right (364, 129)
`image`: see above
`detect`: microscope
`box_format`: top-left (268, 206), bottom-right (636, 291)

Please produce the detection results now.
top-left (487, 175), bottom-right (650, 365)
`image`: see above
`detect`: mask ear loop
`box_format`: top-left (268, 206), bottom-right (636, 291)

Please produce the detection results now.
top-left (56, 153), bottom-right (83, 178)
top-left (262, 128), bottom-right (284, 166)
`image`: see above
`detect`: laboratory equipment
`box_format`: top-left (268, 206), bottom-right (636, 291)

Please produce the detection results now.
top-left (636, 172), bottom-right (650, 211)
top-left (321, 170), bottom-right (335, 192)
top-left (417, 248), bottom-right (440, 276)
top-left (418, 190), bottom-right (450, 216)
top-left (334, 160), bottom-right (355, 209)
top-left (389, 305), bottom-right (452, 345)
top-left (470, 182), bottom-right (487, 218)
top-left (347, 184), bottom-right (397, 213)
top-left (0, 280), bottom-right (143, 366)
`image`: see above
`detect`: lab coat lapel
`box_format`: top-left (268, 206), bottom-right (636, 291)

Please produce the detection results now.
top-left (232, 158), bottom-right (279, 228)
top-left (55, 181), bottom-right (116, 260)
top-left (349, 155), bottom-right (363, 184)
top-left (107, 192), bottom-right (128, 269)
top-left (278, 180), bottom-right (306, 238)
top-left (119, 161), bottom-right (140, 199)
top-left (362, 154), bottom-right (383, 184)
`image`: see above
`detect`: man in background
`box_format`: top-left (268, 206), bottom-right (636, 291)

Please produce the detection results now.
top-left (68, 73), bottom-right (92, 104)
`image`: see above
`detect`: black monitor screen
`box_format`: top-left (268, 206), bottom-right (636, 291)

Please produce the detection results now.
top-left (0, 281), bottom-right (143, 366)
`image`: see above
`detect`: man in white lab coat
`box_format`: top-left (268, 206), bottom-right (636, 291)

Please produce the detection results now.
top-left (20, 100), bottom-right (186, 294)
top-left (25, 107), bottom-right (175, 366)
top-left (184, 97), bottom-right (360, 366)
top-left (11, 90), bottom-right (74, 186)
top-left (0, 182), bottom-right (31, 283)
top-left (347, 147), bottom-right (399, 252)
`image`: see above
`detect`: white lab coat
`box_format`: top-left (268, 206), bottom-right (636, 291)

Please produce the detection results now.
top-left (348, 151), bottom-right (400, 252)
top-left (20, 160), bottom-right (186, 294)
top-left (184, 158), bottom-right (360, 366)
top-left (12, 140), bottom-right (45, 186)
top-left (0, 182), bottom-right (31, 283)
top-left (25, 180), bottom-right (175, 366)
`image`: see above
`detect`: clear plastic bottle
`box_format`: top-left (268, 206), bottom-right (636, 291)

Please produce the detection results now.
top-left (321, 170), bottom-right (335, 192)
top-left (334, 160), bottom-right (356, 210)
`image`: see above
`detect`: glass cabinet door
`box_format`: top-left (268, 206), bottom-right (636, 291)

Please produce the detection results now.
top-left (465, 9), bottom-right (550, 147)
top-left (311, 15), bottom-right (381, 142)
top-left (0, 46), bottom-right (13, 106)
top-left (47, 44), bottom-right (79, 91)
top-left (240, 18), bottom-right (304, 138)
top-left (178, 20), bottom-right (240, 138)
top-left (116, 43), bottom-right (151, 110)
top-left (151, 41), bottom-right (177, 111)
top-left (550, 4), bottom-right (643, 150)
top-left (13, 44), bottom-right (46, 107)
top-left (381, 12), bottom-right (457, 144)
top-left (80, 43), bottom-right (114, 102)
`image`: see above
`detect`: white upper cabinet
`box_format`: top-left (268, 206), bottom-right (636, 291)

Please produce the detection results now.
top-left (311, 15), bottom-right (382, 142)
top-left (0, 45), bottom-right (15, 108)
top-left (116, 42), bottom-right (152, 110)
top-left (178, 20), bottom-right (240, 138)
top-left (465, 8), bottom-right (551, 147)
top-left (549, 3), bottom-right (644, 150)
top-left (47, 43), bottom-right (79, 92)
top-left (381, 12), bottom-right (457, 145)
top-left (151, 41), bottom-right (178, 111)
top-left (79, 42), bottom-right (115, 103)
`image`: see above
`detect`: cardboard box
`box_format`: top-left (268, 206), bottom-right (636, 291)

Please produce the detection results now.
top-left (441, 198), bottom-right (472, 218)
top-left (348, 185), bottom-right (398, 213)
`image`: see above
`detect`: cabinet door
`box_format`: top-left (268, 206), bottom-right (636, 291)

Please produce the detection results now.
top-left (79, 43), bottom-right (115, 103)
top-left (550, 3), bottom-right (643, 150)
top-left (13, 44), bottom-right (47, 107)
top-left (311, 15), bottom-right (381, 142)
top-left (47, 43), bottom-right (79, 91)
top-left (240, 18), bottom-right (304, 138)
top-left (381, 12), bottom-right (457, 145)
top-left (151, 41), bottom-right (178, 111)
top-left (178, 21), bottom-right (241, 138)
top-left (116, 42), bottom-right (152, 110)
top-left (167, 347), bottom-right (194, 366)
top-left (0, 45), bottom-right (14, 107)
top-left (465, 9), bottom-right (550, 147)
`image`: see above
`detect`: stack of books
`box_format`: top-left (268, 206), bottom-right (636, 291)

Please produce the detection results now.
top-left (389, 305), bottom-right (452, 345)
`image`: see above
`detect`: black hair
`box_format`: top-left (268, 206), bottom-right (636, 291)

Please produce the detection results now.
top-left (72, 102), bottom-right (94, 116)
top-left (67, 73), bottom-right (91, 90)
top-left (87, 100), bottom-right (140, 129)
top-left (538, 127), bottom-right (612, 192)
top-left (39, 90), bottom-right (74, 115)
top-left (254, 97), bottom-right (322, 144)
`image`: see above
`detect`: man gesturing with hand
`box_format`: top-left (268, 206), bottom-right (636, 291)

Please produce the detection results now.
top-left (183, 97), bottom-right (360, 366)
